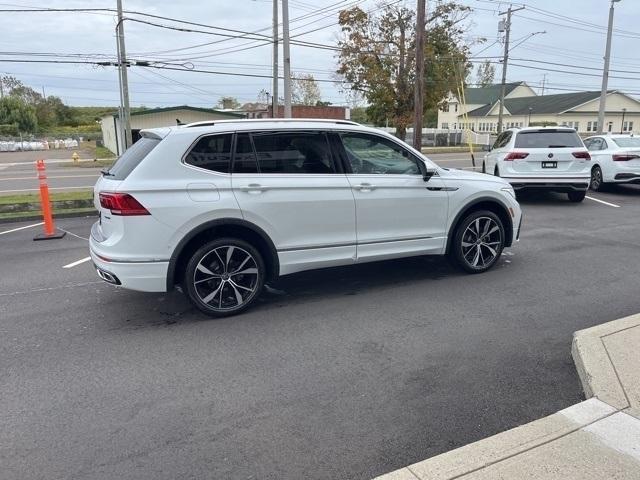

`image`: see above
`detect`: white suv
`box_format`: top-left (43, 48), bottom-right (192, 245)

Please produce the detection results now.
top-left (91, 119), bottom-right (522, 316)
top-left (483, 127), bottom-right (591, 202)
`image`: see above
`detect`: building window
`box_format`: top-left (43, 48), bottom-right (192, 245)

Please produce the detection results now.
top-left (623, 121), bottom-right (634, 132)
top-left (587, 121), bottom-right (598, 132)
top-left (607, 121), bottom-right (613, 133)
top-left (442, 122), bottom-right (449, 129)
top-left (454, 103), bottom-right (458, 112)
top-left (442, 104), bottom-right (449, 112)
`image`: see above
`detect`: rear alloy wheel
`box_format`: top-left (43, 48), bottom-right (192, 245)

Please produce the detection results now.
top-left (568, 191), bottom-right (586, 203)
top-left (590, 165), bottom-right (605, 191)
top-left (451, 210), bottom-right (505, 273)
top-left (184, 238), bottom-right (265, 317)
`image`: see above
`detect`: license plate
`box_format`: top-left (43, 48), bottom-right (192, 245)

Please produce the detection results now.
top-left (542, 161), bottom-right (557, 168)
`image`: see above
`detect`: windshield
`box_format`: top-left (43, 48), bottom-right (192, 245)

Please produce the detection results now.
top-left (514, 130), bottom-right (583, 148)
top-left (106, 137), bottom-right (161, 180)
top-left (612, 137), bottom-right (640, 148)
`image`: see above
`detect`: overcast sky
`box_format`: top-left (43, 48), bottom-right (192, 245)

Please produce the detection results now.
top-left (2, 0), bottom-right (639, 108)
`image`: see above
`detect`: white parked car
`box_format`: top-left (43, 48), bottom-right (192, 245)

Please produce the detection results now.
top-left (482, 127), bottom-right (591, 202)
top-left (91, 119), bottom-right (522, 317)
top-left (583, 134), bottom-right (640, 191)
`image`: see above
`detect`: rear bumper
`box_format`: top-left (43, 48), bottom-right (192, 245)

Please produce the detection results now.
top-left (90, 222), bottom-right (169, 292)
top-left (612, 173), bottom-right (640, 184)
top-left (90, 249), bottom-right (169, 292)
top-left (503, 177), bottom-right (589, 192)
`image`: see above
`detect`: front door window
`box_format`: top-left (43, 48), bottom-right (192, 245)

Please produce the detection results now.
top-left (340, 133), bottom-right (421, 175)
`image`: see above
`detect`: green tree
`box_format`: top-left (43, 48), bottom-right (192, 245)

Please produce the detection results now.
top-left (291, 73), bottom-right (322, 105)
top-left (0, 96), bottom-right (38, 133)
top-left (475, 60), bottom-right (495, 87)
top-left (336, 2), bottom-right (471, 138)
top-left (216, 96), bottom-right (241, 109)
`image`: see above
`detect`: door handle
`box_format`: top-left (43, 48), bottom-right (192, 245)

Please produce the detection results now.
top-left (353, 183), bottom-right (376, 192)
top-left (239, 184), bottom-right (268, 193)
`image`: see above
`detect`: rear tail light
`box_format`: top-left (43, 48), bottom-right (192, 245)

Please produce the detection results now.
top-left (612, 154), bottom-right (640, 161)
top-left (572, 151), bottom-right (591, 160)
top-left (504, 152), bottom-right (529, 161)
top-left (99, 192), bottom-right (150, 216)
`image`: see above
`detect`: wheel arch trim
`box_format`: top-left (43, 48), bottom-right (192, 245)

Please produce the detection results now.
top-left (446, 196), bottom-right (514, 253)
top-left (166, 218), bottom-right (279, 290)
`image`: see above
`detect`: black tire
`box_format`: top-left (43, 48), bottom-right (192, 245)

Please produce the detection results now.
top-left (568, 191), bottom-right (586, 203)
top-left (450, 210), bottom-right (505, 274)
top-left (482, 161), bottom-right (486, 174)
top-left (184, 237), bottom-right (265, 317)
top-left (590, 165), bottom-right (605, 191)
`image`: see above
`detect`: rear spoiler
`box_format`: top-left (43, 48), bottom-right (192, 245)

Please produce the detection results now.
top-left (140, 128), bottom-right (171, 140)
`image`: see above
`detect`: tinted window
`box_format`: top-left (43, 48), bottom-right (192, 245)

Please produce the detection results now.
top-left (107, 137), bottom-right (160, 180)
top-left (514, 130), bottom-right (583, 148)
top-left (341, 133), bottom-right (421, 175)
top-left (184, 134), bottom-right (232, 173)
top-left (586, 138), bottom-right (603, 151)
top-left (612, 137), bottom-right (640, 148)
top-left (252, 132), bottom-right (335, 174)
top-left (233, 133), bottom-right (258, 173)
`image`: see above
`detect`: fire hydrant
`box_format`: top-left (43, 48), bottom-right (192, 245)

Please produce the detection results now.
top-left (72, 152), bottom-right (80, 163)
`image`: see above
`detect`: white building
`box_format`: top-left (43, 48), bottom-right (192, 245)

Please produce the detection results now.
top-left (437, 83), bottom-right (640, 135)
top-left (100, 106), bottom-right (244, 155)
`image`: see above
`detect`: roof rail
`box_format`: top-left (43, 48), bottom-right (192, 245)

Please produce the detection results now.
top-left (184, 118), bottom-right (360, 128)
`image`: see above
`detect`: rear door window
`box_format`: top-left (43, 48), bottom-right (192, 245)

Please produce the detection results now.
top-left (107, 136), bottom-right (160, 180)
top-left (514, 130), bottom-right (583, 148)
top-left (251, 131), bottom-right (336, 174)
top-left (184, 134), bottom-right (232, 173)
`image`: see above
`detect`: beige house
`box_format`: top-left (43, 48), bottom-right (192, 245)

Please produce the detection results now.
top-left (438, 82), bottom-right (536, 130)
top-left (101, 106), bottom-right (244, 155)
top-left (437, 83), bottom-right (640, 136)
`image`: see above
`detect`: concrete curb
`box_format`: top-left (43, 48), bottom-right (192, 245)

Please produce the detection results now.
top-left (572, 313), bottom-right (640, 413)
top-left (0, 210), bottom-right (97, 224)
top-left (374, 314), bottom-right (640, 479)
top-left (375, 399), bottom-right (618, 480)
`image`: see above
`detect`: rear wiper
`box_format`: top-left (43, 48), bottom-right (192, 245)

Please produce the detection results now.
top-left (548, 145), bottom-right (569, 148)
top-left (100, 168), bottom-right (114, 176)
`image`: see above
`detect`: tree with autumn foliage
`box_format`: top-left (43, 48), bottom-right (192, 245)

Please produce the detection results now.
top-left (336, 2), bottom-right (471, 138)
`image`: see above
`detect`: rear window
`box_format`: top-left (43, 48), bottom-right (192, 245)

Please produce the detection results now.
top-left (184, 134), bottom-right (232, 173)
top-left (107, 137), bottom-right (161, 180)
top-left (612, 137), bottom-right (640, 148)
top-left (514, 130), bottom-right (583, 148)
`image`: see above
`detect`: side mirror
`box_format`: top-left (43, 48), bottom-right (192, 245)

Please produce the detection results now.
top-left (420, 164), bottom-right (436, 182)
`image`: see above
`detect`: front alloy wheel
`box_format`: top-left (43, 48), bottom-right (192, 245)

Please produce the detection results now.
top-left (185, 238), bottom-right (265, 317)
top-left (451, 211), bottom-right (505, 273)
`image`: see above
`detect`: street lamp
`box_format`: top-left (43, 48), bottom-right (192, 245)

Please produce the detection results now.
top-left (621, 107), bottom-right (627, 133)
top-left (528, 107), bottom-right (533, 127)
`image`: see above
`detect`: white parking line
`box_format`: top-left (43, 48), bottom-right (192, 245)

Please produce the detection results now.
top-left (585, 196), bottom-right (621, 208)
top-left (0, 221), bottom-right (44, 235)
top-left (62, 256), bottom-right (91, 269)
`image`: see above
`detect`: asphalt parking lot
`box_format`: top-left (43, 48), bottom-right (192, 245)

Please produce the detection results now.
top-left (2, 184), bottom-right (640, 480)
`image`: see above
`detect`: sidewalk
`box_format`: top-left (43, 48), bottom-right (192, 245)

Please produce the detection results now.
top-left (375, 314), bottom-right (640, 480)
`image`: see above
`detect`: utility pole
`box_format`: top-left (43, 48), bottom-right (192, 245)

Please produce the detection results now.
top-left (282, 0), bottom-right (292, 118)
top-left (497, 5), bottom-right (525, 134)
top-left (597, 0), bottom-right (621, 134)
top-left (541, 74), bottom-right (547, 96)
top-left (116, 0), bottom-right (132, 149)
top-left (413, 0), bottom-right (426, 150)
top-left (272, 0), bottom-right (279, 118)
